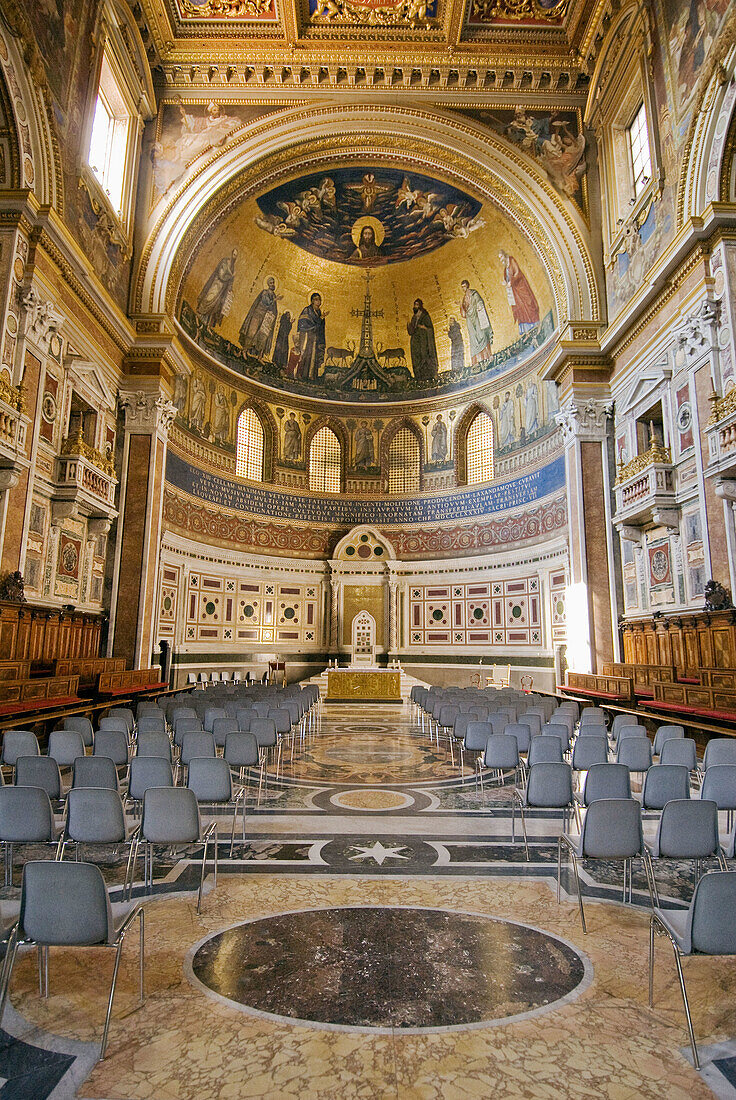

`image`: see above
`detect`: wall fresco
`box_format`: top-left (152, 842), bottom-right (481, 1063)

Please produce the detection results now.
top-left (177, 162), bottom-right (556, 402)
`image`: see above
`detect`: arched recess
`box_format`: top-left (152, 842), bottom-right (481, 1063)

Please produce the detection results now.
top-left (304, 416), bottom-right (349, 492)
top-left (234, 398), bottom-right (277, 482)
top-left (0, 15), bottom-right (62, 208)
top-left (381, 417), bottom-right (424, 493)
top-left (454, 402), bottom-right (495, 486)
top-left (680, 44), bottom-right (736, 219)
top-left (134, 103), bottom-right (602, 329)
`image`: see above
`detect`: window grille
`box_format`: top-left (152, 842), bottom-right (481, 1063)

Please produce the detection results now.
top-left (387, 428), bottom-right (420, 494)
top-left (309, 427), bottom-right (341, 493)
top-left (236, 408), bottom-right (264, 481)
top-left (466, 412), bottom-right (494, 484)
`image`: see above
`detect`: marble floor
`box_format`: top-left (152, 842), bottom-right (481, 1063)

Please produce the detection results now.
top-left (2, 700), bottom-right (736, 1098)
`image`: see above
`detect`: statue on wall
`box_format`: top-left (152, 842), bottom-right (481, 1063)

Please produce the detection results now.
top-left (197, 249), bottom-right (237, 329)
top-left (430, 414), bottom-right (448, 463)
top-left (459, 280), bottom-right (493, 366)
top-left (407, 299), bottom-right (439, 381)
top-left (239, 276), bottom-right (282, 359)
top-left (283, 412), bottom-right (302, 463)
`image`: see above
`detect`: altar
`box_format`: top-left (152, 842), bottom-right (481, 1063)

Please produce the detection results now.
top-left (326, 668), bottom-right (402, 703)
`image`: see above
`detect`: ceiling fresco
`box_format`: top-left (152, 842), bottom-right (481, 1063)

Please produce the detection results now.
top-left (177, 163), bottom-right (556, 403)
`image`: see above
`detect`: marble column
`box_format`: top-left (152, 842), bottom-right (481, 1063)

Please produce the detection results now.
top-left (110, 386), bottom-right (176, 668)
top-left (557, 396), bottom-right (616, 672)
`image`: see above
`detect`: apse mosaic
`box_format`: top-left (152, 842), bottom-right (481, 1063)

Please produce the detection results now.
top-left (178, 163), bottom-right (556, 402)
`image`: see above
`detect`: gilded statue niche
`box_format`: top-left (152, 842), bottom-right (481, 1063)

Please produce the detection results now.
top-left (177, 161), bottom-right (556, 405)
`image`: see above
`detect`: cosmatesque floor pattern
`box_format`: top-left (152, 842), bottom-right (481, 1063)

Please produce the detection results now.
top-left (2, 700), bottom-right (736, 1098)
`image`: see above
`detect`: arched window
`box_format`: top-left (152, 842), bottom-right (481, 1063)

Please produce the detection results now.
top-left (387, 428), bottom-right (420, 494)
top-left (309, 427), bottom-right (341, 493)
top-left (236, 407), bottom-right (264, 481)
top-left (466, 411), bottom-right (494, 485)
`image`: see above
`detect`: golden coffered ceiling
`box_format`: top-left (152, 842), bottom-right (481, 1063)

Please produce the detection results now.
top-left (134, 0), bottom-right (600, 88)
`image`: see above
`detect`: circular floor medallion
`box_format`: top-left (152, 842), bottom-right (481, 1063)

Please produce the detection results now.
top-left (187, 906), bottom-right (591, 1033)
top-left (330, 789), bottom-right (415, 811)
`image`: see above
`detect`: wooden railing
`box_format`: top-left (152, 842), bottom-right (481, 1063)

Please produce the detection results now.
top-left (601, 661), bottom-right (675, 694)
top-left (97, 668), bottom-right (165, 695)
top-left (564, 672), bottom-right (633, 703)
top-left (0, 675), bottom-right (80, 707)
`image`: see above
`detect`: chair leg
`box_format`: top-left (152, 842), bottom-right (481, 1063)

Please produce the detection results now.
top-left (649, 914), bottom-right (656, 1007)
top-left (100, 939), bottom-right (125, 1059)
top-left (138, 909), bottom-right (145, 1002)
top-left (517, 802), bottom-right (529, 861)
top-left (569, 849), bottom-right (587, 933)
top-left (671, 942), bottom-right (700, 1070)
top-left (0, 929), bottom-right (18, 1026)
top-left (198, 835), bottom-right (209, 914)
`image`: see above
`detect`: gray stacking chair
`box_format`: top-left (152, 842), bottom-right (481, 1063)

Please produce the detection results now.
top-left (479, 734), bottom-right (520, 790)
top-left (571, 736), bottom-right (608, 779)
top-left (576, 762), bottom-right (631, 807)
top-left (579, 707), bottom-right (607, 728)
top-left (98, 716), bottom-right (130, 740)
top-left (541, 723), bottom-right (571, 753)
top-left (203, 707), bottom-right (228, 733)
top-left (659, 737), bottom-right (697, 771)
top-left (107, 708), bottom-right (135, 736)
top-left (249, 718), bottom-right (277, 797)
top-left (617, 724), bottom-right (649, 742)
top-left (640, 764), bottom-right (691, 812)
top-left (649, 870), bottom-right (736, 1068)
top-left (179, 732), bottom-right (216, 782)
top-left (465, 722), bottom-right (493, 785)
top-left (512, 761), bottom-right (575, 861)
top-left (94, 729), bottom-right (130, 770)
top-left (57, 787), bottom-right (139, 899)
top-left (517, 713), bottom-right (542, 739)
top-left (73, 756), bottom-right (120, 792)
top-left (1, 731), bottom-right (40, 773)
top-left (701, 764), bottom-right (736, 831)
top-left (173, 716), bottom-right (204, 749)
top-left (136, 715), bottom-right (167, 736)
top-left (48, 730), bottom-right (86, 770)
top-left (224, 732), bottom-right (260, 805)
top-left (135, 730), bottom-right (172, 762)
top-left (212, 718), bottom-right (239, 751)
top-left (527, 736), bottom-right (563, 767)
top-left (63, 716), bottom-right (94, 747)
top-left (611, 714), bottom-right (639, 742)
top-left (645, 798), bottom-right (726, 905)
top-left (235, 708), bottom-right (254, 732)
top-left (126, 757), bottom-right (174, 815)
top-left (558, 798), bottom-right (654, 932)
top-left (267, 708), bottom-right (291, 774)
top-left (653, 724), bottom-right (685, 757)
top-left (0, 786), bottom-right (59, 885)
top-left (14, 755), bottom-right (62, 802)
top-left (0, 860), bottom-right (144, 1058)
top-left (702, 739), bottom-right (736, 772)
top-left (187, 757), bottom-right (245, 856)
top-left (616, 737), bottom-right (653, 776)
top-left (137, 786), bottom-right (217, 912)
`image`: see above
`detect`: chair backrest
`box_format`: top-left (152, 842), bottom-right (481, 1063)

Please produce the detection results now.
top-left (525, 762), bottom-right (574, 808)
top-left (20, 860), bottom-right (112, 945)
top-left (653, 724), bottom-right (685, 755)
top-left (212, 718), bottom-right (239, 748)
top-left (700, 764), bottom-right (736, 812)
top-left (617, 724), bottom-right (649, 742)
top-left (579, 707), bottom-right (607, 726)
top-left (235, 709), bottom-right (254, 732)
top-left (581, 798), bottom-right (643, 859)
top-left (224, 732), bottom-right (259, 769)
top-left (703, 738), bottom-right (736, 771)
top-left (249, 718), bottom-right (276, 748)
top-left (689, 871), bottom-right (736, 954)
top-left (541, 723), bottom-right (571, 751)
top-left (98, 716), bottom-right (129, 737)
top-left (137, 715), bottom-right (167, 735)
top-left (516, 713), bottom-right (542, 739)
top-left (203, 707), bottom-right (228, 733)
top-left (73, 755), bottom-right (119, 791)
top-left (268, 708), bottom-right (291, 735)
top-left (1, 730), bottom-right (40, 766)
top-left (641, 764), bottom-right (690, 810)
top-left (65, 786), bottom-right (127, 844)
top-left (181, 731), bottom-right (216, 764)
top-left (616, 737), bottom-right (653, 772)
top-left (556, 700), bottom-right (579, 720)
top-left (549, 712), bottom-right (575, 738)
top-left (656, 798), bottom-right (720, 859)
top-left (658, 737), bottom-right (697, 770)
top-left (528, 736), bottom-right (563, 766)
top-left (108, 708), bottom-right (134, 733)
top-left (581, 763), bottom-right (631, 804)
top-left (128, 756), bottom-right (174, 801)
top-left (14, 755), bottom-right (61, 800)
top-left (187, 757), bottom-right (233, 802)
top-left (503, 723), bottom-right (531, 754)
top-left (48, 730), bottom-right (86, 768)
top-left (63, 716), bottom-right (94, 746)
top-left (93, 729), bottom-right (129, 766)
top-left (611, 714), bottom-right (638, 739)
top-left (483, 733), bottom-right (519, 770)
top-left (0, 785), bottom-right (55, 842)
top-left (142, 786), bottom-right (201, 844)
top-left (135, 730), bottom-right (172, 761)
top-left (571, 736), bottom-right (608, 771)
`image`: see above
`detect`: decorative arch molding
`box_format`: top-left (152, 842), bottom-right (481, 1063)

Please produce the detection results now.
top-left (680, 42), bottom-right (736, 223)
top-left (454, 401), bottom-right (494, 486)
top-left (133, 103), bottom-right (601, 327)
top-left (235, 397), bottom-right (277, 482)
top-left (381, 416), bottom-right (425, 492)
top-left (0, 16), bottom-right (60, 208)
top-left (333, 524), bottom-right (396, 561)
top-left (304, 415), bottom-right (349, 491)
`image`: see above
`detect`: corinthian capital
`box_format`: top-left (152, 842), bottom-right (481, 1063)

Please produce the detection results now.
top-left (555, 398), bottom-right (613, 442)
top-left (119, 389), bottom-right (177, 437)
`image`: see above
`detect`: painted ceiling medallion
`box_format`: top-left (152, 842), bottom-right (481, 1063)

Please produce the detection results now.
top-left (309, 0), bottom-right (437, 25)
top-left (176, 0), bottom-right (278, 20)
